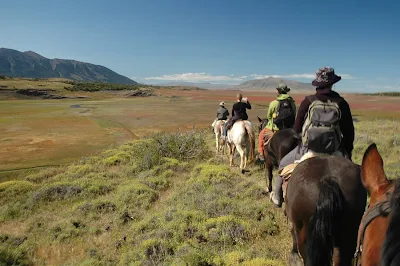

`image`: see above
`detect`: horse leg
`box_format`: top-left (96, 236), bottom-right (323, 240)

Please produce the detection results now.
top-left (230, 145), bottom-right (236, 167)
top-left (215, 132), bottom-right (219, 153)
top-left (236, 145), bottom-right (245, 172)
top-left (265, 153), bottom-right (273, 193)
top-left (289, 225), bottom-right (303, 266)
top-left (297, 223), bottom-right (308, 265)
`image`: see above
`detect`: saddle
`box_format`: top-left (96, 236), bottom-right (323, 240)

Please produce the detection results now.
top-left (279, 150), bottom-right (344, 201)
top-left (262, 129), bottom-right (276, 148)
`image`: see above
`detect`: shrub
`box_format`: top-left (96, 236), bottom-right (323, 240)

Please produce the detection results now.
top-left (0, 181), bottom-right (35, 198)
top-left (138, 239), bottom-right (174, 265)
top-left (33, 182), bottom-right (82, 202)
top-left (202, 216), bottom-right (250, 247)
top-left (151, 131), bottom-right (210, 161)
top-left (117, 183), bottom-right (158, 210)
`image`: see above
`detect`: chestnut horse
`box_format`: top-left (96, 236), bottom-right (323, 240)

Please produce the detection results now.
top-left (354, 143), bottom-right (400, 265)
top-left (257, 117), bottom-right (298, 192)
top-left (285, 155), bottom-right (367, 266)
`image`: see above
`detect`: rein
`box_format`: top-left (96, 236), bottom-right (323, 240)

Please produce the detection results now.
top-left (353, 193), bottom-right (392, 266)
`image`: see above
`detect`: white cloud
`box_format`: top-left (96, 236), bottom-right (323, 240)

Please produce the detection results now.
top-left (249, 73), bottom-right (354, 80)
top-left (144, 72), bottom-right (246, 82)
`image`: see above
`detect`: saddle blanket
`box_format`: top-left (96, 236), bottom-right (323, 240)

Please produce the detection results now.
top-left (279, 150), bottom-right (343, 200)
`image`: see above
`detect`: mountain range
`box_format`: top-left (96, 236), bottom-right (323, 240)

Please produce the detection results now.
top-left (153, 78), bottom-right (314, 91)
top-left (234, 77), bottom-right (314, 91)
top-left (0, 48), bottom-right (137, 84)
top-left (154, 81), bottom-right (236, 89)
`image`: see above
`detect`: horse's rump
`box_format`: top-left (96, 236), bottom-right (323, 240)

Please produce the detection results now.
top-left (286, 156), bottom-right (366, 265)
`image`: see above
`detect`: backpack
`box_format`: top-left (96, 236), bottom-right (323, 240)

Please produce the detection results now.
top-left (301, 95), bottom-right (342, 153)
top-left (273, 99), bottom-right (295, 130)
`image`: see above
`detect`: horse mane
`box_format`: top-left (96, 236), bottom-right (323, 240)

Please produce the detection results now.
top-left (381, 178), bottom-right (400, 266)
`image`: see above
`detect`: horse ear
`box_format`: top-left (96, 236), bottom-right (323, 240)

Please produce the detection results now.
top-left (257, 116), bottom-right (262, 122)
top-left (361, 143), bottom-right (390, 194)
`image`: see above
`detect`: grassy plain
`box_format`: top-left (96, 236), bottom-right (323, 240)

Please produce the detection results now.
top-left (0, 79), bottom-right (399, 265)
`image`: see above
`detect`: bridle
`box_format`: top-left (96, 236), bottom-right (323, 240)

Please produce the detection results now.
top-left (353, 192), bottom-right (392, 266)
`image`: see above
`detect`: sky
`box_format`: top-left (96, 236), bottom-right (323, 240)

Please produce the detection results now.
top-left (1, 0), bottom-right (399, 92)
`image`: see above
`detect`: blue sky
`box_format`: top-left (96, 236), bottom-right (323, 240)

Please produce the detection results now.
top-left (1, 0), bottom-right (399, 92)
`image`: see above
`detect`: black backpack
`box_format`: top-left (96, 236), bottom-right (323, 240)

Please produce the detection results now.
top-left (273, 99), bottom-right (295, 130)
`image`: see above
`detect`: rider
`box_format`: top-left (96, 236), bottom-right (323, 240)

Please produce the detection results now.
top-left (270, 67), bottom-right (355, 207)
top-left (221, 93), bottom-right (252, 141)
top-left (211, 101), bottom-right (229, 130)
top-left (258, 84), bottom-right (296, 160)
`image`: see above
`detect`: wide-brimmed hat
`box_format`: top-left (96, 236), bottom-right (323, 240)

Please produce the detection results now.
top-left (219, 101), bottom-right (225, 106)
top-left (312, 67), bottom-right (342, 87)
top-left (276, 83), bottom-right (290, 93)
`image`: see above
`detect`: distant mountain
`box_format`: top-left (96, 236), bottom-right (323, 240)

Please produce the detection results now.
top-left (154, 81), bottom-right (236, 89)
top-left (235, 77), bottom-right (314, 91)
top-left (0, 48), bottom-right (137, 84)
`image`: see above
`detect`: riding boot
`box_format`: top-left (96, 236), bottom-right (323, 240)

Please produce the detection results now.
top-left (270, 175), bottom-right (283, 208)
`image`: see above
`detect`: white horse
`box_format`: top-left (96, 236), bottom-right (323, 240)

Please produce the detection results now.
top-left (213, 119), bottom-right (226, 154)
top-left (226, 120), bottom-right (255, 173)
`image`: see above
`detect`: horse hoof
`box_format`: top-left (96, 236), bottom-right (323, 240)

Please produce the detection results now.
top-left (288, 252), bottom-right (303, 266)
top-left (241, 169), bottom-right (246, 174)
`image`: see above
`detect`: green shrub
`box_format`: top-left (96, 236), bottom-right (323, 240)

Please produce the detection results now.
top-left (0, 181), bottom-right (35, 198)
top-left (138, 239), bottom-right (174, 265)
top-left (117, 183), bottom-right (158, 210)
top-left (202, 215), bottom-right (250, 247)
top-left (151, 131), bottom-right (210, 161)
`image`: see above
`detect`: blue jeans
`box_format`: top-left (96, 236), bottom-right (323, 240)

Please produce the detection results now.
top-left (274, 145), bottom-right (307, 201)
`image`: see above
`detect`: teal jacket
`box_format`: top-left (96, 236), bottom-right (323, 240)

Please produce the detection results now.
top-left (265, 94), bottom-right (296, 131)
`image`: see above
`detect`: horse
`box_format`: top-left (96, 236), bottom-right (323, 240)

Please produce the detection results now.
top-left (213, 119), bottom-right (226, 154)
top-left (226, 120), bottom-right (255, 174)
top-left (354, 143), bottom-right (400, 266)
top-left (257, 116), bottom-right (298, 192)
top-left (284, 155), bottom-right (367, 266)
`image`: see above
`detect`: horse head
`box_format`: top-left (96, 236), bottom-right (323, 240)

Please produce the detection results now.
top-left (257, 116), bottom-right (268, 133)
top-left (357, 143), bottom-right (395, 265)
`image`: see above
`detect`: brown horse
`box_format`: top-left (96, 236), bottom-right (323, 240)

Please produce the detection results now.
top-left (257, 117), bottom-right (298, 192)
top-left (354, 143), bottom-right (400, 266)
top-left (285, 155), bottom-right (367, 266)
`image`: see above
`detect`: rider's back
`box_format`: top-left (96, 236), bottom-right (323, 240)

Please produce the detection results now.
top-left (295, 90), bottom-right (354, 156)
top-left (217, 107), bottom-right (229, 120)
top-left (232, 101), bottom-right (251, 120)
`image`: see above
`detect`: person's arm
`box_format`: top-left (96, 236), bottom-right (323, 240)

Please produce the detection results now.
top-left (226, 109), bottom-right (229, 116)
top-left (267, 100), bottom-right (277, 121)
top-left (294, 97), bottom-right (311, 133)
top-left (339, 100), bottom-right (355, 159)
top-left (231, 105), bottom-right (235, 117)
top-left (246, 100), bottom-right (252, 109)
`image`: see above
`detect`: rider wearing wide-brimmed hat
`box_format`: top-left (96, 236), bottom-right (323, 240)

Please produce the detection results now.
top-left (270, 67), bottom-right (355, 208)
top-left (258, 84), bottom-right (296, 160)
top-left (211, 101), bottom-right (230, 129)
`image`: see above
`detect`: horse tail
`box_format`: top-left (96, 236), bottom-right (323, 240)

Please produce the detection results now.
top-left (244, 123), bottom-right (255, 162)
top-left (306, 178), bottom-right (345, 266)
top-left (382, 180), bottom-right (400, 266)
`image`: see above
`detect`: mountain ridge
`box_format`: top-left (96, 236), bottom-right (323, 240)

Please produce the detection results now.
top-left (0, 48), bottom-right (137, 84)
top-left (234, 77), bottom-right (314, 91)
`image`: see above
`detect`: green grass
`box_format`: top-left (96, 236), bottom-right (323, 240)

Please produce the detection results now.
top-left (0, 117), bottom-right (398, 265)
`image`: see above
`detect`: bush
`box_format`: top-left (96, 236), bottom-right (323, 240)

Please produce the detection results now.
top-left (33, 182), bottom-right (82, 202)
top-left (151, 131), bottom-right (210, 161)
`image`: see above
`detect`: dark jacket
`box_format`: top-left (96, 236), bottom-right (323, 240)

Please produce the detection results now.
top-left (294, 89), bottom-right (355, 156)
top-left (232, 101), bottom-right (252, 121)
top-left (217, 107), bottom-right (229, 120)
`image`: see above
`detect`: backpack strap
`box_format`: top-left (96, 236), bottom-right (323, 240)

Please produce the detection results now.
top-left (306, 95), bottom-right (318, 103)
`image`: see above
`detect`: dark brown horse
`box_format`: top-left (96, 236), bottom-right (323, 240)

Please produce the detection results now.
top-left (257, 116), bottom-right (298, 192)
top-left (285, 155), bottom-right (367, 266)
top-left (354, 143), bottom-right (400, 266)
